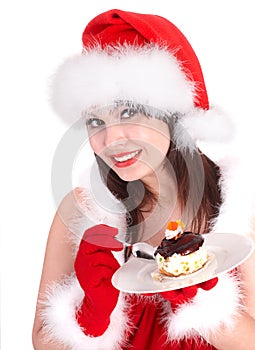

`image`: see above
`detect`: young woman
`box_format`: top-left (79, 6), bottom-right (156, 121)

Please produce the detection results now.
top-left (32, 9), bottom-right (255, 350)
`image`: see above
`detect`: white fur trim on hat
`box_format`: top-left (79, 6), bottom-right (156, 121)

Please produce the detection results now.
top-left (51, 44), bottom-right (196, 123)
top-left (51, 44), bottom-right (234, 150)
top-left (39, 274), bottom-right (130, 350)
top-left (164, 272), bottom-right (244, 342)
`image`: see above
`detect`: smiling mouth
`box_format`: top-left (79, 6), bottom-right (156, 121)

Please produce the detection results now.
top-left (110, 150), bottom-right (141, 168)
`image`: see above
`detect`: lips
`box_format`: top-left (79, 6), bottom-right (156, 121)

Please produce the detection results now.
top-left (110, 150), bottom-right (141, 168)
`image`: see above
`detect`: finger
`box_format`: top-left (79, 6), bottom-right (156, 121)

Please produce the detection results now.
top-left (83, 265), bottom-right (116, 288)
top-left (90, 252), bottom-right (120, 271)
top-left (160, 289), bottom-right (182, 301)
top-left (79, 240), bottom-right (121, 256)
top-left (82, 225), bottom-right (123, 250)
top-left (182, 285), bottom-right (198, 299)
top-left (75, 251), bottom-right (119, 281)
top-left (199, 277), bottom-right (218, 290)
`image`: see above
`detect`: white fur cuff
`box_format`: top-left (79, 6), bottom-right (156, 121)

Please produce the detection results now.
top-left (165, 272), bottom-right (243, 341)
top-left (40, 274), bottom-right (129, 350)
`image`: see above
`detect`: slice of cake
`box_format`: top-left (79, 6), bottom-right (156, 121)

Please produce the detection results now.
top-left (154, 221), bottom-right (208, 277)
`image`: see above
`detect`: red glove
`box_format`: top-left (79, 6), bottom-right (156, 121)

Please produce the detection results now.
top-left (74, 224), bottom-right (123, 337)
top-left (160, 277), bottom-right (218, 312)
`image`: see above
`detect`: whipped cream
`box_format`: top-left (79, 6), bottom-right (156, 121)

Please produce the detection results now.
top-left (165, 220), bottom-right (185, 240)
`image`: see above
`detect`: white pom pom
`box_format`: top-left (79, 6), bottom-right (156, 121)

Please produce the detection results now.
top-left (173, 106), bottom-right (235, 152)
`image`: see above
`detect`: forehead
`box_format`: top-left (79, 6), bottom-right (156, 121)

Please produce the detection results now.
top-left (82, 100), bottom-right (175, 122)
top-left (83, 101), bottom-right (146, 117)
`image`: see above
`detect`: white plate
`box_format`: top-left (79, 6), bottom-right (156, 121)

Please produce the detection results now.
top-left (112, 233), bottom-right (254, 294)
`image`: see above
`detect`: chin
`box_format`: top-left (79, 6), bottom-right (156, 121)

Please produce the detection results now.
top-left (114, 167), bottom-right (153, 183)
top-left (116, 172), bottom-right (140, 182)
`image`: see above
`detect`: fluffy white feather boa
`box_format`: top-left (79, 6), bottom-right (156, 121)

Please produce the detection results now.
top-left (39, 153), bottom-right (254, 349)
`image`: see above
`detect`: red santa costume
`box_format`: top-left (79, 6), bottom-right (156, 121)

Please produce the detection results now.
top-left (39, 9), bottom-right (254, 350)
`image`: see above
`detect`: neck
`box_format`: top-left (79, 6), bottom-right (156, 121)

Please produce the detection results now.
top-left (141, 163), bottom-right (177, 203)
top-left (139, 165), bottom-right (181, 244)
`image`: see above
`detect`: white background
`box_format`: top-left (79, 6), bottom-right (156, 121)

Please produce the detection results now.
top-left (1, 0), bottom-right (254, 349)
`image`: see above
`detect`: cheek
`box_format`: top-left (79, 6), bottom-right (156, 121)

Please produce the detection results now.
top-left (89, 133), bottom-right (103, 155)
top-left (139, 128), bottom-right (170, 156)
top-left (157, 136), bottom-right (171, 155)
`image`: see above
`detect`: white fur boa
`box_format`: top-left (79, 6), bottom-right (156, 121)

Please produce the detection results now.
top-left (39, 151), bottom-right (254, 348)
top-left (39, 270), bottom-right (244, 348)
top-left (164, 272), bottom-right (244, 341)
top-left (40, 274), bottom-right (130, 350)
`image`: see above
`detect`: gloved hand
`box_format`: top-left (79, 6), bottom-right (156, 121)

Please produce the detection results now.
top-left (74, 224), bottom-right (123, 337)
top-left (160, 277), bottom-right (218, 312)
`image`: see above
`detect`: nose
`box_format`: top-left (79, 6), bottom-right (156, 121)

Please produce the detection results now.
top-left (104, 123), bottom-right (127, 147)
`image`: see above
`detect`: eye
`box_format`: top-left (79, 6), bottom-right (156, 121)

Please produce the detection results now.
top-left (120, 108), bottom-right (138, 120)
top-left (86, 118), bottom-right (105, 128)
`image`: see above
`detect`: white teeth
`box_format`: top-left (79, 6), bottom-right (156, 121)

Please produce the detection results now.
top-left (114, 150), bottom-right (140, 162)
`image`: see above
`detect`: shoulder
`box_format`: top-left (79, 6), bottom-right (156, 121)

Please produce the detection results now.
top-left (58, 186), bottom-right (127, 250)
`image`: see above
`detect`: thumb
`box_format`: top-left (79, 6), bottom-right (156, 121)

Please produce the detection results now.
top-left (82, 224), bottom-right (123, 251)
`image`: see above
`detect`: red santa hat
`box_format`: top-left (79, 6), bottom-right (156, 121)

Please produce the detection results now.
top-left (52, 9), bottom-right (233, 151)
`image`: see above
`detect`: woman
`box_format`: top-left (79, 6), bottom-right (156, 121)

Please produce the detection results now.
top-left (32, 9), bottom-right (255, 350)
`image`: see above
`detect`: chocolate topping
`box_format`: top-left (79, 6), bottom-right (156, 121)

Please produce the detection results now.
top-left (154, 232), bottom-right (204, 258)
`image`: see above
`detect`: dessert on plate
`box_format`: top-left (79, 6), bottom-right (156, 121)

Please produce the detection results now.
top-left (154, 220), bottom-right (208, 277)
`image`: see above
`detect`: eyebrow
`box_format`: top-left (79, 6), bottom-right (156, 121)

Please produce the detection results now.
top-left (115, 100), bottom-right (152, 117)
top-left (114, 100), bottom-right (138, 108)
top-left (82, 101), bottom-right (144, 122)
top-left (82, 111), bottom-right (99, 121)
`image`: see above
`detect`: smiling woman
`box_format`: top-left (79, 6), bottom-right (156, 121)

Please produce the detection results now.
top-left (32, 8), bottom-right (255, 350)
top-left (86, 104), bottom-right (170, 182)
